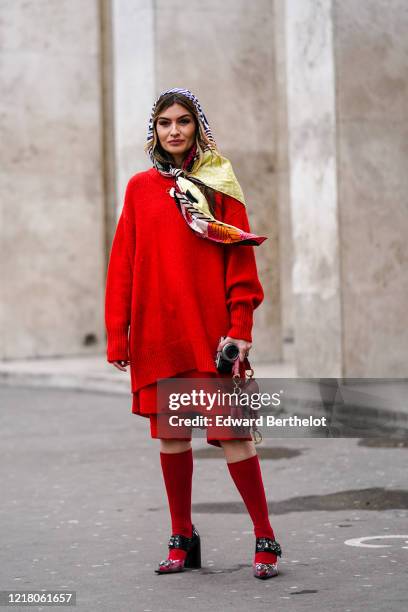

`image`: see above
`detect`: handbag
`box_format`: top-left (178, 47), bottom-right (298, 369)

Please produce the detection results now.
top-left (230, 357), bottom-right (262, 444)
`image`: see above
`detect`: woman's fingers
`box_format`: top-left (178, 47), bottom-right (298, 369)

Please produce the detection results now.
top-left (239, 345), bottom-right (251, 362)
top-left (217, 337), bottom-right (252, 361)
top-left (217, 336), bottom-right (227, 351)
top-left (112, 360), bottom-right (129, 371)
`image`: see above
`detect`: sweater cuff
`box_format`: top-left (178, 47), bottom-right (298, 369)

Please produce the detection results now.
top-left (227, 304), bottom-right (254, 342)
top-left (106, 326), bottom-right (129, 362)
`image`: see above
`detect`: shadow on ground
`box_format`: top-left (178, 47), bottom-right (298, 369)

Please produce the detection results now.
top-left (189, 487), bottom-right (408, 515)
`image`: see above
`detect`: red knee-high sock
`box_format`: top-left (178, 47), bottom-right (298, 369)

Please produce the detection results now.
top-left (160, 448), bottom-right (193, 561)
top-left (227, 454), bottom-right (278, 564)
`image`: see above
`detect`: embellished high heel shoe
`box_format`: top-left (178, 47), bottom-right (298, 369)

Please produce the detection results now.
top-left (155, 525), bottom-right (201, 574)
top-left (253, 537), bottom-right (282, 579)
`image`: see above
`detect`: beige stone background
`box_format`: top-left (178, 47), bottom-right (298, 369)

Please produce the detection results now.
top-left (0, 0), bottom-right (407, 377)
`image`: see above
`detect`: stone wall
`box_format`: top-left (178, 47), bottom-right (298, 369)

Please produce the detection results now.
top-left (0, 0), bottom-right (106, 358)
top-left (284, 0), bottom-right (342, 376)
top-left (283, 0), bottom-right (408, 376)
top-left (2, 0), bottom-right (406, 375)
top-left (334, 0), bottom-right (408, 376)
top-left (153, 0), bottom-right (282, 362)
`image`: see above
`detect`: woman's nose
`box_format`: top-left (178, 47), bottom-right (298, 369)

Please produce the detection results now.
top-left (170, 123), bottom-right (180, 135)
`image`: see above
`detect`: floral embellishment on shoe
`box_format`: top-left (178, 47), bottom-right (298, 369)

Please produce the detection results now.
top-left (253, 561), bottom-right (279, 579)
top-left (156, 558), bottom-right (186, 573)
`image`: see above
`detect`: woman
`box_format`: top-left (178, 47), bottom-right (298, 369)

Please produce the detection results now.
top-left (104, 87), bottom-right (282, 579)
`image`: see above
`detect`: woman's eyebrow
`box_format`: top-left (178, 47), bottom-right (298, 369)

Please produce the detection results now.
top-left (157, 114), bottom-right (192, 120)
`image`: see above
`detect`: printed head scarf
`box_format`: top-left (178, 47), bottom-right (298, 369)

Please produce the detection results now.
top-left (146, 87), bottom-right (267, 246)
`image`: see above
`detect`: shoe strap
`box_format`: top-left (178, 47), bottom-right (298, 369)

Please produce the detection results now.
top-left (255, 537), bottom-right (282, 557)
top-left (168, 533), bottom-right (193, 550)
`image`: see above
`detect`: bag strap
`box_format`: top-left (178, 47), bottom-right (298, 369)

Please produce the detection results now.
top-left (231, 356), bottom-right (262, 444)
top-left (232, 356), bottom-right (254, 379)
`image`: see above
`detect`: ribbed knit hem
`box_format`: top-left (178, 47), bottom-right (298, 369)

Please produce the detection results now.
top-left (129, 335), bottom-right (219, 392)
top-left (227, 304), bottom-right (254, 342)
top-left (106, 326), bottom-right (129, 362)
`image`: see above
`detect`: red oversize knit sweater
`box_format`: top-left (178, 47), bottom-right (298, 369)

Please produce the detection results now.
top-left (104, 168), bottom-right (264, 395)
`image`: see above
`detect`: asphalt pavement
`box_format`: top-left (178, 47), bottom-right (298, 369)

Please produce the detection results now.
top-left (0, 380), bottom-right (407, 612)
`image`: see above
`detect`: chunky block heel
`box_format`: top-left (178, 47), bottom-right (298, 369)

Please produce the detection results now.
top-left (155, 525), bottom-right (201, 574)
top-left (184, 532), bottom-right (201, 568)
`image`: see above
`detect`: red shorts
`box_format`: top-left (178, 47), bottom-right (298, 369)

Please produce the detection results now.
top-left (133, 369), bottom-right (253, 449)
top-left (149, 413), bottom-right (252, 448)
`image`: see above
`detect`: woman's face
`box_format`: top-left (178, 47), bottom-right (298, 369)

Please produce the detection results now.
top-left (155, 103), bottom-right (196, 161)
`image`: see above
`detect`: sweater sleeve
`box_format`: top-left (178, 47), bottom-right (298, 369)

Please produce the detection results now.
top-left (104, 179), bottom-right (136, 362)
top-left (222, 195), bottom-right (265, 343)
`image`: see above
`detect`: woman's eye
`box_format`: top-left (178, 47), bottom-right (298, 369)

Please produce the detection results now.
top-left (157, 118), bottom-right (191, 126)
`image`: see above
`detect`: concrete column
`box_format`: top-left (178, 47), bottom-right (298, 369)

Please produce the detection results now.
top-left (285, 0), bottom-right (342, 377)
top-left (334, 0), bottom-right (408, 376)
top-left (274, 0), bottom-right (295, 362)
top-left (284, 0), bottom-right (408, 376)
top-left (110, 0), bottom-right (155, 221)
top-left (0, 0), bottom-right (106, 359)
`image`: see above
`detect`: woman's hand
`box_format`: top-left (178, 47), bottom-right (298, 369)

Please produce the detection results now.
top-left (217, 336), bottom-right (252, 362)
top-left (111, 360), bottom-right (129, 372)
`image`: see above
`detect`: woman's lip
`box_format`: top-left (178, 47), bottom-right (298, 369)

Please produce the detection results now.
top-left (168, 140), bottom-right (184, 144)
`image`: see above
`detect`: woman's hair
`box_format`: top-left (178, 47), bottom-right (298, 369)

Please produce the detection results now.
top-left (144, 92), bottom-right (220, 216)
